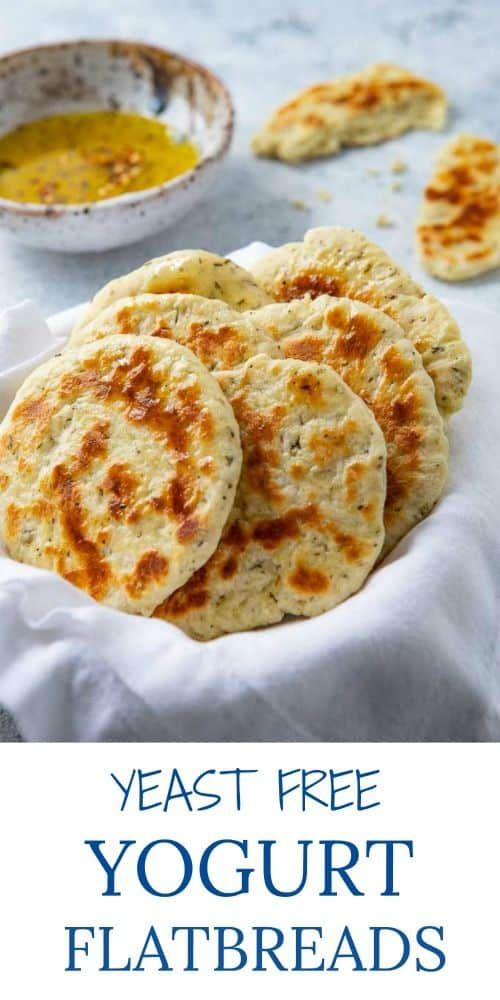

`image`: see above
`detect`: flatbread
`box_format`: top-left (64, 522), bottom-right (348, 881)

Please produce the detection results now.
top-left (252, 226), bottom-right (471, 416)
top-left (252, 63), bottom-right (446, 163)
top-left (69, 292), bottom-right (280, 370)
top-left (155, 355), bottom-right (386, 639)
top-left (0, 335), bottom-right (241, 616)
top-left (251, 296), bottom-right (448, 554)
top-left (417, 134), bottom-right (500, 280)
top-left (74, 249), bottom-right (273, 334)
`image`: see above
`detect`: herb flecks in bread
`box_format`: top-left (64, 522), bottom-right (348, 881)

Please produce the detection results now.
top-left (73, 249), bottom-right (273, 335)
top-left (252, 296), bottom-right (448, 555)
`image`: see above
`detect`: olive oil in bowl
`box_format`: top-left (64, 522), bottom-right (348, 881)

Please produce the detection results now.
top-left (0, 110), bottom-right (199, 205)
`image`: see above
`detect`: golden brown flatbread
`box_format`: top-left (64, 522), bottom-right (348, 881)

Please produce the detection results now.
top-left (252, 227), bottom-right (471, 416)
top-left (0, 336), bottom-right (241, 615)
top-left (417, 134), bottom-right (500, 280)
top-left (252, 295), bottom-right (448, 554)
top-left (252, 63), bottom-right (447, 163)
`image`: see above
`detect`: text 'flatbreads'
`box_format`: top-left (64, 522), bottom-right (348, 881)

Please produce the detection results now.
top-left (0, 335), bottom-right (241, 615)
top-left (252, 296), bottom-right (448, 555)
top-left (74, 249), bottom-right (272, 335)
top-left (252, 226), bottom-right (471, 416)
top-left (252, 63), bottom-right (447, 163)
top-left (417, 134), bottom-right (500, 280)
top-left (69, 292), bottom-right (280, 370)
top-left (155, 355), bottom-right (386, 640)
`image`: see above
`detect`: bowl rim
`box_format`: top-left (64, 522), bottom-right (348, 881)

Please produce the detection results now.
top-left (0, 37), bottom-right (234, 218)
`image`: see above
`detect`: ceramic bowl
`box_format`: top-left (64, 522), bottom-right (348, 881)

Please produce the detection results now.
top-left (0, 40), bottom-right (234, 252)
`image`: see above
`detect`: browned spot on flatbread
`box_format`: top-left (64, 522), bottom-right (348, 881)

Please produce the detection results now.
top-left (289, 562), bottom-right (330, 594)
top-left (224, 520), bottom-right (246, 548)
top-left (326, 74), bottom-right (433, 112)
top-left (303, 112), bottom-right (326, 127)
top-left (116, 305), bottom-right (140, 334)
top-left (11, 395), bottom-right (52, 445)
top-left (466, 248), bottom-right (494, 261)
top-left (77, 421), bottom-right (109, 472)
top-left (151, 320), bottom-right (173, 338)
top-left (221, 555), bottom-right (238, 579)
top-left (360, 501), bottom-right (376, 522)
top-left (379, 344), bottom-right (414, 382)
top-left (231, 394), bottom-right (284, 503)
top-left (372, 389), bottom-right (422, 511)
top-left (30, 498), bottom-right (52, 518)
top-left (290, 462), bottom-right (306, 480)
top-left (287, 370), bottom-right (325, 408)
top-left (151, 471), bottom-right (203, 544)
top-left (276, 71), bottom-right (438, 124)
top-left (12, 394), bottom-right (49, 427)
top-left (177, 516), bottom-right (201, 543)
top-left (42, 421), bottom-right (114, 598)
top-left (329, 309), bottom-right (383, 362)
top-left (344, 461), bottom-right (365, 503)
top-left (185, 322), bottom-right (248, 369)
top-left (252, 504), bottom-right (320, 550)
top-left (126, 550), bottom-right (169, 598)
top-left (60, 346), bottom-right (211, 451)
top-left (103, 462), bottom-right (137, 520)
top-left (274, 269), bottom-right (345, 301)
top-left (5, 503), bottom-right (21, 541)
top-left (310, 422), bottom-right (356, 466)
top-left (52, 463), bottom-right (110, 600)
top-left (330, 526), bottom-right (372, 563)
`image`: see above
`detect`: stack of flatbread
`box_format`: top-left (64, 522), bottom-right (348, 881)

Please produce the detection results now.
top-left (0, 235), bottom-right (470, 639)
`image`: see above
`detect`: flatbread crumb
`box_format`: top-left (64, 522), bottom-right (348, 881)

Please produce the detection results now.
top-left (391, 157), bottom-right (407, 173)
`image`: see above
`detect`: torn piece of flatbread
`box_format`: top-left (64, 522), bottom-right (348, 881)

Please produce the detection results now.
top-left (416, 134), bottom-right (500, 280)
top-left (252, 63), bottom-right (447, 164)
top-left (252, 227), bottom-right (471, 416)
top-left (251, 296), bottom-right (448, 555)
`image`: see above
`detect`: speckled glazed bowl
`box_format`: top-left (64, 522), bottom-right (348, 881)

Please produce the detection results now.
top-left (0, 40), bottom-right (234, 252)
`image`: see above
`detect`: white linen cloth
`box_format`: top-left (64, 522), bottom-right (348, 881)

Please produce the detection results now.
top-left (0, 244), bottom-right (499, 742)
